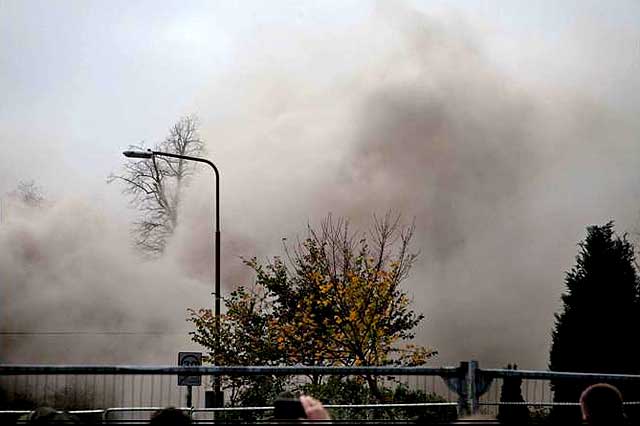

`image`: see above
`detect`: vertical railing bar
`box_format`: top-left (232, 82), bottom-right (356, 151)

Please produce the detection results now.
top-left (45, 374), bottom-right (50, 407)
top-left (25, 374), bottom-right (29, 406)
top-left (532, 378), bottom-right (535, 405)
top-left (11, 375), bottom-right (17, 407)
top-left (121, 374), bottom-right (126, 408)
top-left (139, 375), bottom-right (144, 408)
top-left (73, 374), bottom-right (78, 408)
top-left (54, 374), bottom-right (59, 409)
top-left (64, 375), bottom-right (69, 409)
top-left (43, 374), bottom-right (49, 407)
top-left (171, 375), bottom-right (174, 407)
top-left (111, 374), bottom-right (116, 409)
top-left (102, 373), bottom-right (107, 409)
top-left (497, 379), bottom-right (501, 417)
top-left (83, 373), bottom-right (89, 408)
top-left (32, 374), bottom-right (37, 406)
top-left (31, 374), bottom-right (36, 406)
top-left (150, 374), bottom-right (155, 407)
top-left (123, 375), bottom-right (127, 410)
top-left (430, 373), bottom-right (435, 396)
top-left (34, 374), bottom-right (41, 407)
top-left (22, 373), bottom-right (26, 405)
top-left (96, 374), bottom-right (100, 409)
top-left (92, 372), bottom-right (97, 410)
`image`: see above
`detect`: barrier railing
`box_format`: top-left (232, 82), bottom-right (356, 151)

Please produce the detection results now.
top-left (3, 362), bottom-right (640, 423)
top-left (0, 364), bottom-right (460, 423)
top-left (474, 366), bottom-right (640, 420)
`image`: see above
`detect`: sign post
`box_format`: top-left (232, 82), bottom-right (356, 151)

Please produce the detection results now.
top-left (178, 352), bottom-right (202, 407)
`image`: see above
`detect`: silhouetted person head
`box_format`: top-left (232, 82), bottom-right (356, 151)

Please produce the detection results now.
top-left (580, 383), bottom-right (625, 425)
top-left (150, 407), bottom-right (192, 426)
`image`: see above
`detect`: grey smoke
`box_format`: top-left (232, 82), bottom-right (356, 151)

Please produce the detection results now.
top-left (0, 198), bottom-right (205, 363)
top-left (2, 3), bottom-right (640, 371)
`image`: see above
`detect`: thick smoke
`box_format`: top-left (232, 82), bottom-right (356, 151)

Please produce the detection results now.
top-left (2, 4), bottom-right (640, 370)
top-left (0, 197), bottom-right (205, 363)
top-left (179, 5), bottom-right (640, 368)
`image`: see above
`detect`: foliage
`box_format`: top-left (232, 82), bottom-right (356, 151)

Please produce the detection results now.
top-left (300, 378), bottom-right (454, 422)
top-left (189, 285), bottom-right (287, 409)
top-left (528, 408), bottom-right (552, 425)
top-left (108, 115), bottom-right (204, 255)
top-left (189, 213), bottom-right (437, 407)
top-left (549, 221), bottom-right (640, 422)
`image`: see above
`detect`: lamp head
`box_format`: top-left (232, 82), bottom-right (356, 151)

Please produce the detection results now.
top-left (123, 150), bottom-right (153, 159)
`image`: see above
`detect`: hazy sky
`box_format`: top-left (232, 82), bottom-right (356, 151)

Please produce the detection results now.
top-left (1, 1), bottom-right (640, 368)
top-left (2, 0), bottom-right (638, 200)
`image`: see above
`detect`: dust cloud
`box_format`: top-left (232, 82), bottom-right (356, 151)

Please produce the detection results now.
top-left (2, 3), bottom-right (640, 370)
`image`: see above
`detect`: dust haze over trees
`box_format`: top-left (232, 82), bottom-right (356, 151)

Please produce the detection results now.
top-left (108, 115), bottom-right (204, 256)
top-left (0, 180), bottom-right (45, 224)
top-left (189, 213), bottom-right (437, 407)
top-left (8, 180), bottom-right (45, 208)
top-left (549, 221), bottom-right (640, 423)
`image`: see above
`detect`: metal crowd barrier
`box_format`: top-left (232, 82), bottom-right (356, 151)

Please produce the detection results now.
top-left (3, 362), bottom-right (640, 423)
top-left (0, 364), bottom-right (461, 423)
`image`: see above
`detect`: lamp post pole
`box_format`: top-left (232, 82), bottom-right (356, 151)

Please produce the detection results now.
top-left (122, 150), bottom-right (222, 407)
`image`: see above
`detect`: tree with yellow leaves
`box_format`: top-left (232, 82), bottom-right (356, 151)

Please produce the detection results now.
top-left (189, 213), bottom-right (436, 407)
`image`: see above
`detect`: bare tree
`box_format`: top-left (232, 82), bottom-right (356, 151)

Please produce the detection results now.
top-left (13, 180), bottom-right (45, 207)
top-left (108, 115), bottom-right (205, 255)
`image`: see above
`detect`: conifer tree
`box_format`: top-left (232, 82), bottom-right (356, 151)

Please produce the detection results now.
top-left (549, 222), bottom-right (640, 421)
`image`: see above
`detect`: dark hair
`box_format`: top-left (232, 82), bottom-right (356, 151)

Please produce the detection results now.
top-left (580, 383), bottom-right (625, 425)
top-left (150, 407), bottom-right (192, 426)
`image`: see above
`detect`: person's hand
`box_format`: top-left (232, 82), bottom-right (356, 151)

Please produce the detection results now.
top-left (300, 395), bottom-right (331, 421)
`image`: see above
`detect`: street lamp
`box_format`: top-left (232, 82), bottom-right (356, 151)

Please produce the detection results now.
top-left (123, 149), bottom-right (222, 407)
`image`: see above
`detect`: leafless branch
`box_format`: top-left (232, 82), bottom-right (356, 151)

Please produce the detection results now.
top-left (108, 115), bottom-right (205, 256)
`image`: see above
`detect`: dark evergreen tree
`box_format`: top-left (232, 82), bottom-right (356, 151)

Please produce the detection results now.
top-left (497, 364), bottom-right (529, 424)
top-left (549, 222), bottom-right (640, 423)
